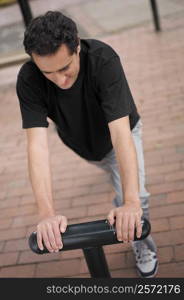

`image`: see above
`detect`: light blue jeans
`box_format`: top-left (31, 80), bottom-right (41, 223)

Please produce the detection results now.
top-left (87, 118), bottom-right (157, 250)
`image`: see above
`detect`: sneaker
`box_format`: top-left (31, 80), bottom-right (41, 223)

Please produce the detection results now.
top-left (132, 236), bottom-right (158, 278)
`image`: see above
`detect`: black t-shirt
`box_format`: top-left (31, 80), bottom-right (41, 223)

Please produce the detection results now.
top-left (16, 39), bottom-right (140, 161)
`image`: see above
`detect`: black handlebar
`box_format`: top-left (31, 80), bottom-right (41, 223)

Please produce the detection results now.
top-left (29, 218), bottom-right (151, 254)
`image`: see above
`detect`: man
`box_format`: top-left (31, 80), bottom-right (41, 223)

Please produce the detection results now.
top-left (16, 11), bottom-right (158, 278)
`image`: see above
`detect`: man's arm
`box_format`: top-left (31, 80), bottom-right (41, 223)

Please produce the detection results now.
top-left (107, 116), bottom-right (143, 242)
top-left (26, 127), bottom-right (67, 252)
top-left (26, 127), bottom-right (55, 217)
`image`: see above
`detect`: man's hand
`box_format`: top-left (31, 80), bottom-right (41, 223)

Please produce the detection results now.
top-left (107, 202), bottom-right (143, 243)
top-left (37, 215), bottom-right (68, 253)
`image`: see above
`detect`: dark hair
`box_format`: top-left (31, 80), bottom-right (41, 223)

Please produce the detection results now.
top-left (23, 11), bottom-right (79, 56)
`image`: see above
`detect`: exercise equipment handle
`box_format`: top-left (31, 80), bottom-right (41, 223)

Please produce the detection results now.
top-left (29, 218), bottom-right (151, 254)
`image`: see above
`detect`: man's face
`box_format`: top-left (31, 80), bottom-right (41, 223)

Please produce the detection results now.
top-left (32, 43), bottom-right (81, 90)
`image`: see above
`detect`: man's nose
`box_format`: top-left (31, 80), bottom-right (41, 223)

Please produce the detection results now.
top-left (54, 73), bottom-right (67, 86)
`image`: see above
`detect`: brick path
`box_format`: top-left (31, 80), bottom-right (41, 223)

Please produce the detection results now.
top-left (0, 12), bottom-right (184, 278)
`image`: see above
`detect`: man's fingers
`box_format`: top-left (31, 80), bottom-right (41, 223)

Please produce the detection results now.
top-left (37, 230), bottom-right (44, 251)
top-left (60, 216), bottom-right (68, 233)
top-left (115, 213), bottom-right (123, 241)
top-left (52, 223), bottom-right (63, 249)
top-left (121, 215), bottom-right (128, 243)
top-left (128, 215), bottom-right (135, 242)
top-left (135, 215), bottom-right (142, 238)
top-left (107, 210), bottom-right (115, 226)
top-left (46, 224), bottom-right (59, 251)
top-left (42, 230), bottom-right (53, 253)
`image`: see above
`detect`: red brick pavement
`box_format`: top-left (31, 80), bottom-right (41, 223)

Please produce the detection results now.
top-left (0, 13), bottom-right (184, 278)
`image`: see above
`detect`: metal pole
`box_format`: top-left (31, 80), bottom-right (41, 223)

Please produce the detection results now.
top-left (150, 0), bottom-right (161, 31)
top-left (17, 0), bottom-right (33, 27)
top-left (83, 246), bottom-right (111, 278)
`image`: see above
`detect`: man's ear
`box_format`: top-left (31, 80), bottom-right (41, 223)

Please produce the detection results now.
top-left (77, 37), bottom-right (81, 53)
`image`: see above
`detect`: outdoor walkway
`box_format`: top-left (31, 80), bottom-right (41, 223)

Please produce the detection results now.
top-left (0, 1), bottom-right (184, 278)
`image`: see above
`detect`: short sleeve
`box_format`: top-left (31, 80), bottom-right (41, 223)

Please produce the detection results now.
top-left (16, 75), bottom-right (49, 129)
top-left (97, 55), bottom-right (134, 123)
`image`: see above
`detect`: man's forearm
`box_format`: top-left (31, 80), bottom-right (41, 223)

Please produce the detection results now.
top-left (113, 134), bottom-right (140, 203)
top-left (27, 145), bottom-right (55, 217)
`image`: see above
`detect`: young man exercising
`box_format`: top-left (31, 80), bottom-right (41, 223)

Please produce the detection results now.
top-left (16, 11), bottom-right (158, 278)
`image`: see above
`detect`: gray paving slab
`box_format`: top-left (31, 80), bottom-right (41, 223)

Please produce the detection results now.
top-left (0, 0), bottom-right (88, 27)
top-left (0, 23), bottom-right (24, 55)
top-left (68, 0), bottom-right (184, 35)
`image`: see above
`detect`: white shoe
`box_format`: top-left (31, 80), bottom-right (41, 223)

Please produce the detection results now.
top-left (132, 237), bottom-right (158, 278)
